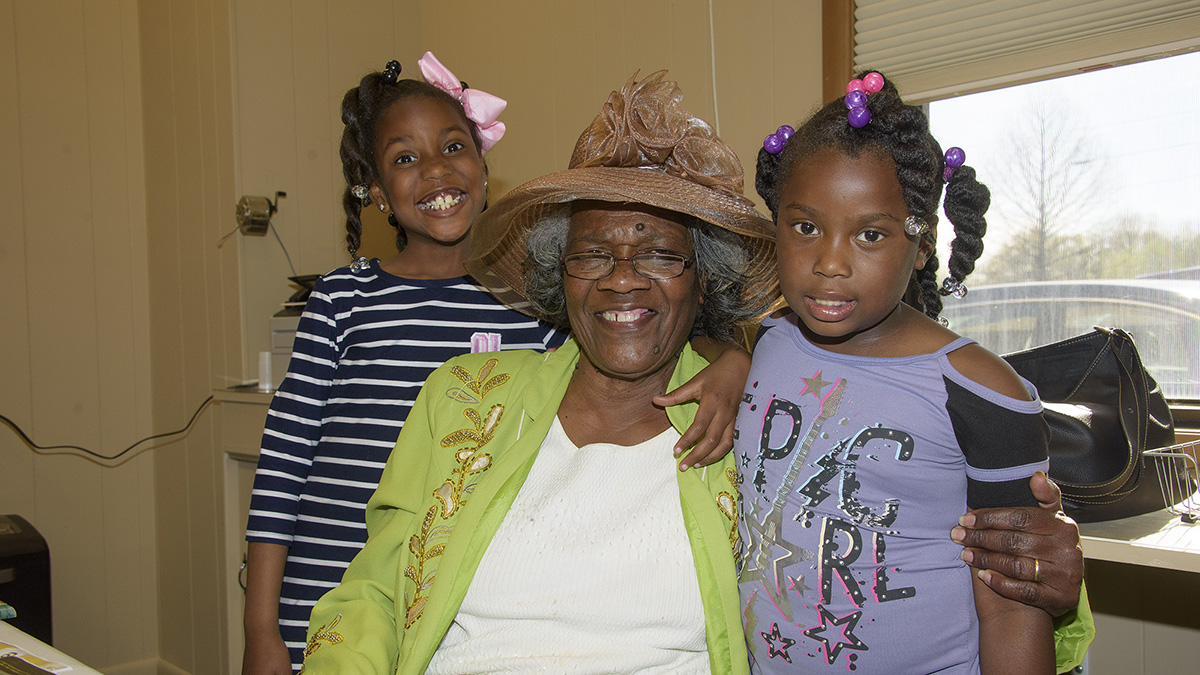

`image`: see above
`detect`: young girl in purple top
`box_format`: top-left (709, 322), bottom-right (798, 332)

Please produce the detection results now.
top-left (736, 72), bottom-right (1054, 674)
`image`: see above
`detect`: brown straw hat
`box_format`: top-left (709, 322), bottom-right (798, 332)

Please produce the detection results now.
top-left (465, 70), bottom-right (778, 322)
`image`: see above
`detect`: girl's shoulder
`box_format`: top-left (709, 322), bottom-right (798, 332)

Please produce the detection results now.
top-left (318, 258), bottom-right (480, 297)
top-left (944, 339), bottom-right (1032, 402)
top-left (902, 309), bottom-right (1033, 402)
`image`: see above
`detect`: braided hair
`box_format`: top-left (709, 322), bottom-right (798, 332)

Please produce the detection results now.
top-left (756, 71), bottom-right (990, 319)
top-left (339, 61), bottom-right (485, 258)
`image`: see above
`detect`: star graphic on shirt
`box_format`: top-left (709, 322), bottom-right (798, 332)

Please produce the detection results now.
top-left (760, 622), bottom-right (796, 663)
top-left (804, 605), bottom-right (868, 665)
top-left (741, 501), bottom-right (814, 623)
top-left (788, 573), bottom-right (812, 599)
top-left (799, 370), bottom-right (832, 398)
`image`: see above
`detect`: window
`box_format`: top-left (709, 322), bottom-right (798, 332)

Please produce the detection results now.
top-left (928, 51), bottom-right (1200, 400)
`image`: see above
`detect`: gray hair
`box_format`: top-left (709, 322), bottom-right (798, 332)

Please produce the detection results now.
top-left (523, 203), bottom-right (755, 343)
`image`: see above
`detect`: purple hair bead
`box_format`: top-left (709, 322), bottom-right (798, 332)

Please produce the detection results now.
top-left (945, 147), bottom-right (966, 169)
top-left (844, 90), bottom-right (867, 109)
top-left (763, 125), bottom-right (796, 155)
top-left (848, 106), bottom-right (871, 128)
top-left (943, 146), bottom-right (966, 181)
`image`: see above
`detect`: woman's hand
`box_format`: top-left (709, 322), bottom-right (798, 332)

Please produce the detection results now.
top-left (951, 472), bottom-right (1084, 617)
top-left (654, 340), bottom-right (750, 470)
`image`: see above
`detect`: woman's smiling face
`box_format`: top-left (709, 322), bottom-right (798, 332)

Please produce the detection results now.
top-left (564, 202), bottom-right (701, 382)
top-left (776, 147), bottom-right (932, 353)
top-left (368, 96), bottom-right (486, 249)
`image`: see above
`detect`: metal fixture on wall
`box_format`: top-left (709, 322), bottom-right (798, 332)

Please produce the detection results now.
top-left (235, 191), bottom-right (287, 235)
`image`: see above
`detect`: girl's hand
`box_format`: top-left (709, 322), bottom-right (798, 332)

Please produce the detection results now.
top-left (654, 343), bottom-right (750, 470)
top-left (242, 542), bottom-right (292, 675)
top-left (241, 626), bottom-right (292, 675)
top-left (951, 472), bottom-right (1084, 617)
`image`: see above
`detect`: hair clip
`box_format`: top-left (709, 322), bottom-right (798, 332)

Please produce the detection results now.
top-left (940, 277), bottom-right (968, 299)
top-left (943, 147), bottom-right (966, 182)
top-left (762, 124), bottom-right (794, 155)
top-left (351, 184), bottom-right (370, 206)
top-left (417, 51), bottom-right (507, 154)
top-left (938, 316), bottom-right (950, 327)
top-left (350, 256), bottom-right (370, 273)
top-left (845, 72), bottom-right (884, 128)
top-left (382, 60), bottom-right (402, 84)
top-left (904, 215), bottom-right (929, 237)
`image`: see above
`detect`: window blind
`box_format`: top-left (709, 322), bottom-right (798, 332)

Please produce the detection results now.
top-left (854, 0), bottom-right (1200, 101)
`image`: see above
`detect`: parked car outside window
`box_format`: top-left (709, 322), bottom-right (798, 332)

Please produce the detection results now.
top-left (940, 280), bottom-right (1200, 401)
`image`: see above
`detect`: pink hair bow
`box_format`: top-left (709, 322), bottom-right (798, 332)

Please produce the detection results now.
top-left (418, 51), bottom-right (507, 154)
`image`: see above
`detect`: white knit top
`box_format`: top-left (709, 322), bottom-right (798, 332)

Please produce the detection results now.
top-left (424, 416), bottom-right (710, 674)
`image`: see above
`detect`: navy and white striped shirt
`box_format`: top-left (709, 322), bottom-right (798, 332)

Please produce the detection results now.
top-left (245, 260), bottom-right (566, 670)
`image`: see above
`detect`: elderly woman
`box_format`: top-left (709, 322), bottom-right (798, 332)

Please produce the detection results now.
top-left (301, 73), bottom-right (1088, 675)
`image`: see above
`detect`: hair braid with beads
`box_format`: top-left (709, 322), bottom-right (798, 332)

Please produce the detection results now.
top-left (755, 71), bottom-right (990, 320)
top-left (339, 63), bottom-right (485, 259)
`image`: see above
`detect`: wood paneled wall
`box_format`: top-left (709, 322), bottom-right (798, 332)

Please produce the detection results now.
top-left (0, 0), bottom-right (158, 670)
top-left (139, 0), bottom-right (241, 672)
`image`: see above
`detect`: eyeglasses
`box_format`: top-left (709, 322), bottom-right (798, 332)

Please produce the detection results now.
top-left (562, 252), bottom-right (695, 280)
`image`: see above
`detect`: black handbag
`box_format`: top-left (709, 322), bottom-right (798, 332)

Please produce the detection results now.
top-left (1001, 327), bottom-right (1194, 523)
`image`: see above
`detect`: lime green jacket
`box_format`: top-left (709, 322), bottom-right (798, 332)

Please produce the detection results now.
top-left (301, 340), bottom-right (748, 674)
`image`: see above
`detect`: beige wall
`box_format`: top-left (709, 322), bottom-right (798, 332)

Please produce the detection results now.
top-left (140, 0), bottom-right (242, 672)
top-left (2, 1), bottom-right (823, 673)
top-left (0, 0), bottom-right (159, 671)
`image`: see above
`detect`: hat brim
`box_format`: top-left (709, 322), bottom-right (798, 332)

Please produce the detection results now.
top-left (466, 166), bottom-right (780, 323)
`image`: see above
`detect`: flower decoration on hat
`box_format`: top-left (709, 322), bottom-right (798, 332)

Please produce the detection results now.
top-left (763, 125), bottom-right (794, 155)
top-left (943, 146), bottom-right (966, 182)
top-left (568, 71), bottom-right (747, 197)
top-left (845, 72), bottom-right (884, 128)
top-left (417, 51), bottom-right (507, 154)
top-left (463, 70), bottom-right (779, 323)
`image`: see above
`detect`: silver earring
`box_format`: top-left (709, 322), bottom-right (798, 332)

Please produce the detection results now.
top-left (378, 203), bottom-right (387, 212)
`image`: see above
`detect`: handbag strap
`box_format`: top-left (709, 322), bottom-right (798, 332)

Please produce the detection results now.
top-left (1053, 328), bottom-right (1142, 492)
top-left (1101, 327), bottom-right (1151, 489)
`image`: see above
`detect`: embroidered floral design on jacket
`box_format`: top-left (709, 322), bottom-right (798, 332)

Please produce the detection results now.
top-left (445, 358), bottom-right (510, 404)
top-left (404, 358), bottom-right (509, 629)
top-left (304, 614), bottom-right (344, 658)
top-left (403, 507), bottom-right (451, 627)
top-left (719, 466), bottom-right (741, 556)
